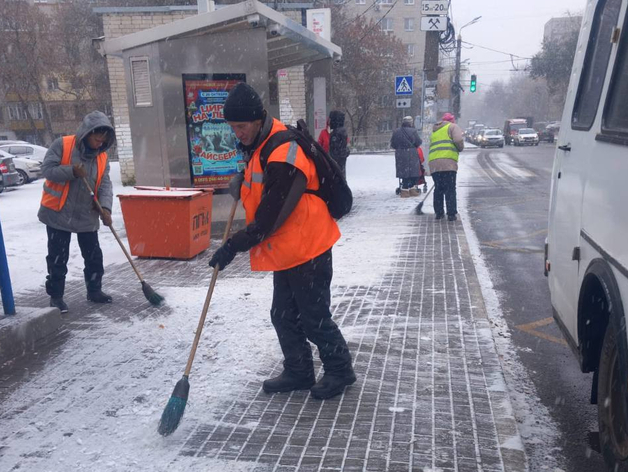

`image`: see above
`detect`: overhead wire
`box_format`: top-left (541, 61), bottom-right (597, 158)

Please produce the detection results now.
top-left (357, 0), bottom-right (399, 42)
top-left (461, 40), bottom-right (531, 59)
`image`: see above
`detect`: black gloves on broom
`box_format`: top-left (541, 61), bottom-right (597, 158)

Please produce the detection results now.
top-left (209, 240), bottom-right (236, 271)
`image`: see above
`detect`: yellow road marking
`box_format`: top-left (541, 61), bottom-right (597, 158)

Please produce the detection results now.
top-left (484, 228), bottom-right (548, 246)
top-left (516, 317), bottom-right (567, 346)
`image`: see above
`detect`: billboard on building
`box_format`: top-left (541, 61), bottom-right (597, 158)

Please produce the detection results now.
top-left (182, 74), bottom-right (245, 188)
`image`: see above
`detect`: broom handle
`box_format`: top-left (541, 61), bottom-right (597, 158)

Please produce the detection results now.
top-left (184, 199), bottom-right (238, 377)
top-left (81, 176), bottom-right (145, 283)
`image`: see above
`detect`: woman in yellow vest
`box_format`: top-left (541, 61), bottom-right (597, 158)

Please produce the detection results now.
top-left (428, 113), bottom-right (465, 221)
top-left (208, 83), bottom-right (355, 400)
top-left (38, 111), bottom-right (115, 313)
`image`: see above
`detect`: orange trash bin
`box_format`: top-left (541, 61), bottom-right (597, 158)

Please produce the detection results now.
top-left (117, 189), bottom-right (213, 259)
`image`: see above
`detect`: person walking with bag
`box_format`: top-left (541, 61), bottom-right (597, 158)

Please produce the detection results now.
top-left (428, 112), bottom-right (465, 221)
top-left (208, 83), bottom-right (356, 400)
top-left (38, 111), bottom-right (115, 313)
top-left (391, 116), bottom-right (422, 197)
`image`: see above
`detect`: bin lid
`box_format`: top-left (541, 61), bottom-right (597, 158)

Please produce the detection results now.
top-left (117, 190), bottom-right (206, 199)
top-left (133, 186), bottom-right (214, 193)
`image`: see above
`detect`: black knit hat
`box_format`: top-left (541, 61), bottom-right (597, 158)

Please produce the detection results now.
top-left (223, 83), bottom-right (264, 122)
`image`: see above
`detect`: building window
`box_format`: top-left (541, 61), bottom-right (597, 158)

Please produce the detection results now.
top-left (29, 103), bottom-right (43, 120)
top-left (378, 0), bottom-right (394, 5)
top-left (407, 43), bottom-right (415, 57)
top-left (49, 104), bottom-right (64, 121)
top-left (380, 18), bottom-right (393, 32)
top-left (355, 0), bottom-right (366, 4)
top-left (404, 18), bottom-right (414, 31)
top-left (74, 104), bottom-right (87, 120)
top-left (47, 77), bottom-right (59, 91)
top-left (378, 120), bottom-right (392, 132)
top-left (404, 0), bottom-right (415, 4)
top-left (571, 0), bottom-right (621, 131)
top-left (7, 105), bottom-right (25, 120)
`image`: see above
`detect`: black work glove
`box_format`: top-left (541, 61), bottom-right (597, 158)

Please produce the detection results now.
top-left (208, 240), bottom-right (236, 271)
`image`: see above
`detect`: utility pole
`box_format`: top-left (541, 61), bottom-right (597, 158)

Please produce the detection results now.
top-left (453, 34), bottom-right (462, 120)
top-left (453, 16), bottom-right (481, 122)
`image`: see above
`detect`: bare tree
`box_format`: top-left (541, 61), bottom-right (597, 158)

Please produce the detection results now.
top-left (0, 0), bottom-right (56, 144)
top-left (50, 0), bottom-right (111, 113)
top-left (331, 7), bottom-right (408, 144)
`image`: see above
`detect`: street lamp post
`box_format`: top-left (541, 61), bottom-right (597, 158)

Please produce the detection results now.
top-left (453, 16), bottom-right (481, 121)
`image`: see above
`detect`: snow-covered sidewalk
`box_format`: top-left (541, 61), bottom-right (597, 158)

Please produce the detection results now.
top-left (0, 155), bottom-right (527, 471)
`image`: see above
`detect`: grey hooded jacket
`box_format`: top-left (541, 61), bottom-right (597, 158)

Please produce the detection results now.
top-left (38, 111), bottom-right (115, 233)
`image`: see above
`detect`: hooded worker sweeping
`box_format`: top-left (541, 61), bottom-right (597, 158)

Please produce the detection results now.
top-left (38, 111), bottom-right (115, 313)
top-left (208, 83), bottom-right (356, 400)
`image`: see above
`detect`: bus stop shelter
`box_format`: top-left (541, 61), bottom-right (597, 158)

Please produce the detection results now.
top-left (100, 0), bottom-right (341, 198)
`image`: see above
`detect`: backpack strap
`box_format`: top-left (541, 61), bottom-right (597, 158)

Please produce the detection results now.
top-left (259, 130), bottom-right (295, 171)
top-left (258, 127), bottom-right (323, 198)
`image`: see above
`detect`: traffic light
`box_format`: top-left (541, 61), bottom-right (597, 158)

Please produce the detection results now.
top-left (470, 74), bottom-right (477, 93)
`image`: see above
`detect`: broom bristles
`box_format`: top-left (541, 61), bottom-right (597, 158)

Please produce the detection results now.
top-left (415, 202), bottom-right (425, 215)
top-left (142, 281), bottom-right (165, 306)
top-left (158, 376), bottom-right (189, 436)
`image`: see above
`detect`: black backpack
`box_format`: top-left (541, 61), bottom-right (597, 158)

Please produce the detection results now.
top-left (329, 127), bottom-right (350, 161)
top-left (259, 119), bottom-right (353, 219)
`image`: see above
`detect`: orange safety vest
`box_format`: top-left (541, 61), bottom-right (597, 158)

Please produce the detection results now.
top-left (41, 136), bottom-right (108, 211)
top-left (240, 118), bottom-right (340, 271)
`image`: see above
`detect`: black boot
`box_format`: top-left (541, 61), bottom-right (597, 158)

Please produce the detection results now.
top-left (435, 213), bottom-right (445, 220)
top-left (263, 370), bottom-right (316, 394)
top-left (448, 214), bottom-right (457, 221)
top-left (87, 290), bottom-right (113, 303)
top-left (310, 370), bottom-right (357, 400)
top-left (50, 297), bottom-right (69, 313)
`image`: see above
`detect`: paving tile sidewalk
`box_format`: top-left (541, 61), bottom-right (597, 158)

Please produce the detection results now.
top-left (0, 186), bottom-right (527, 471)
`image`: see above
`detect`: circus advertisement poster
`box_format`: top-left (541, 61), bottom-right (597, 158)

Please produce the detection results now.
top-left (183, 74), bottom-right (245, 188)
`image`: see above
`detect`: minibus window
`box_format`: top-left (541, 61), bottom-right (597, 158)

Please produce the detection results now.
top-left (603, 14), bottom-right (628, 136)
top-left (571, 0), bottom-right (622, 131)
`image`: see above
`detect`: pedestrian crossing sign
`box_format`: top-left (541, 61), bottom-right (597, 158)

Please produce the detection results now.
top-left (395, 76), bottom-right (413, 95)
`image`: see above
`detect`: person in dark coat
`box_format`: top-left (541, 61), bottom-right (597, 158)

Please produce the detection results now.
top-left (328, 110), bottom-right (350, 178)
top-left (390, 116), bottom-right (422, 197)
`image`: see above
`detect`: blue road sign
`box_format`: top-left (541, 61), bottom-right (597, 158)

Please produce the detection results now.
top-left (395, 76), bottom-right (413, 95)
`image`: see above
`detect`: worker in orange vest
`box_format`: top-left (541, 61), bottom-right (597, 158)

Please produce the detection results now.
top-left (209, 83), bottom-right (356, 400)
top-left (38, 111), bottom-right (115, 313)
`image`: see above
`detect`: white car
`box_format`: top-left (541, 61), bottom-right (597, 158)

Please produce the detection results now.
top-left (0, 142), bottom-right (48, 162)
top-left (513, 128), bottom-right (539, 146)
top-left (0, 149), bottom-right (42, 185)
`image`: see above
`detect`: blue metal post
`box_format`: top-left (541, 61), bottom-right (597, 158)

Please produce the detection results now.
top-left (0, 215), bottom-right (16, 315)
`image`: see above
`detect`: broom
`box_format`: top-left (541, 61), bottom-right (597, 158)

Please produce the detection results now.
top-left (81, 176), bottom-right (164, 306)
top-left (415, 183), bottom-right (435, 215)
top-left (158, 198), bottom-right (238, 436)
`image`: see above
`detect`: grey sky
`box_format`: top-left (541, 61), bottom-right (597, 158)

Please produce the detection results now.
top-left (449, 0), bottom-right (587, 86)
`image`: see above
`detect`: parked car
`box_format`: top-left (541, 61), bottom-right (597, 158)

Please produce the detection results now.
top-left (5, 153), bottom-right (43, 184)
top-left (0, 154), bottom-right (20, 193)
top-left (478, 128), bottom-right (504, 148)
top-left (513, 128), bottom-right (539, 146)
top-left (0, 142), bottom-right (48, 162)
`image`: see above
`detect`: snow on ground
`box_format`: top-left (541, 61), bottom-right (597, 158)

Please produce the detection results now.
top-left (0, 154), bottom-right (422, 471)
top-left (0, 162), bottom-right (132, 294)
top-left (0, 152), bottom-right (560, 470)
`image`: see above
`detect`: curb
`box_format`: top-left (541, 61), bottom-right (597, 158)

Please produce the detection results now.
top-left (0, 307), bottom-right (62, 364)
